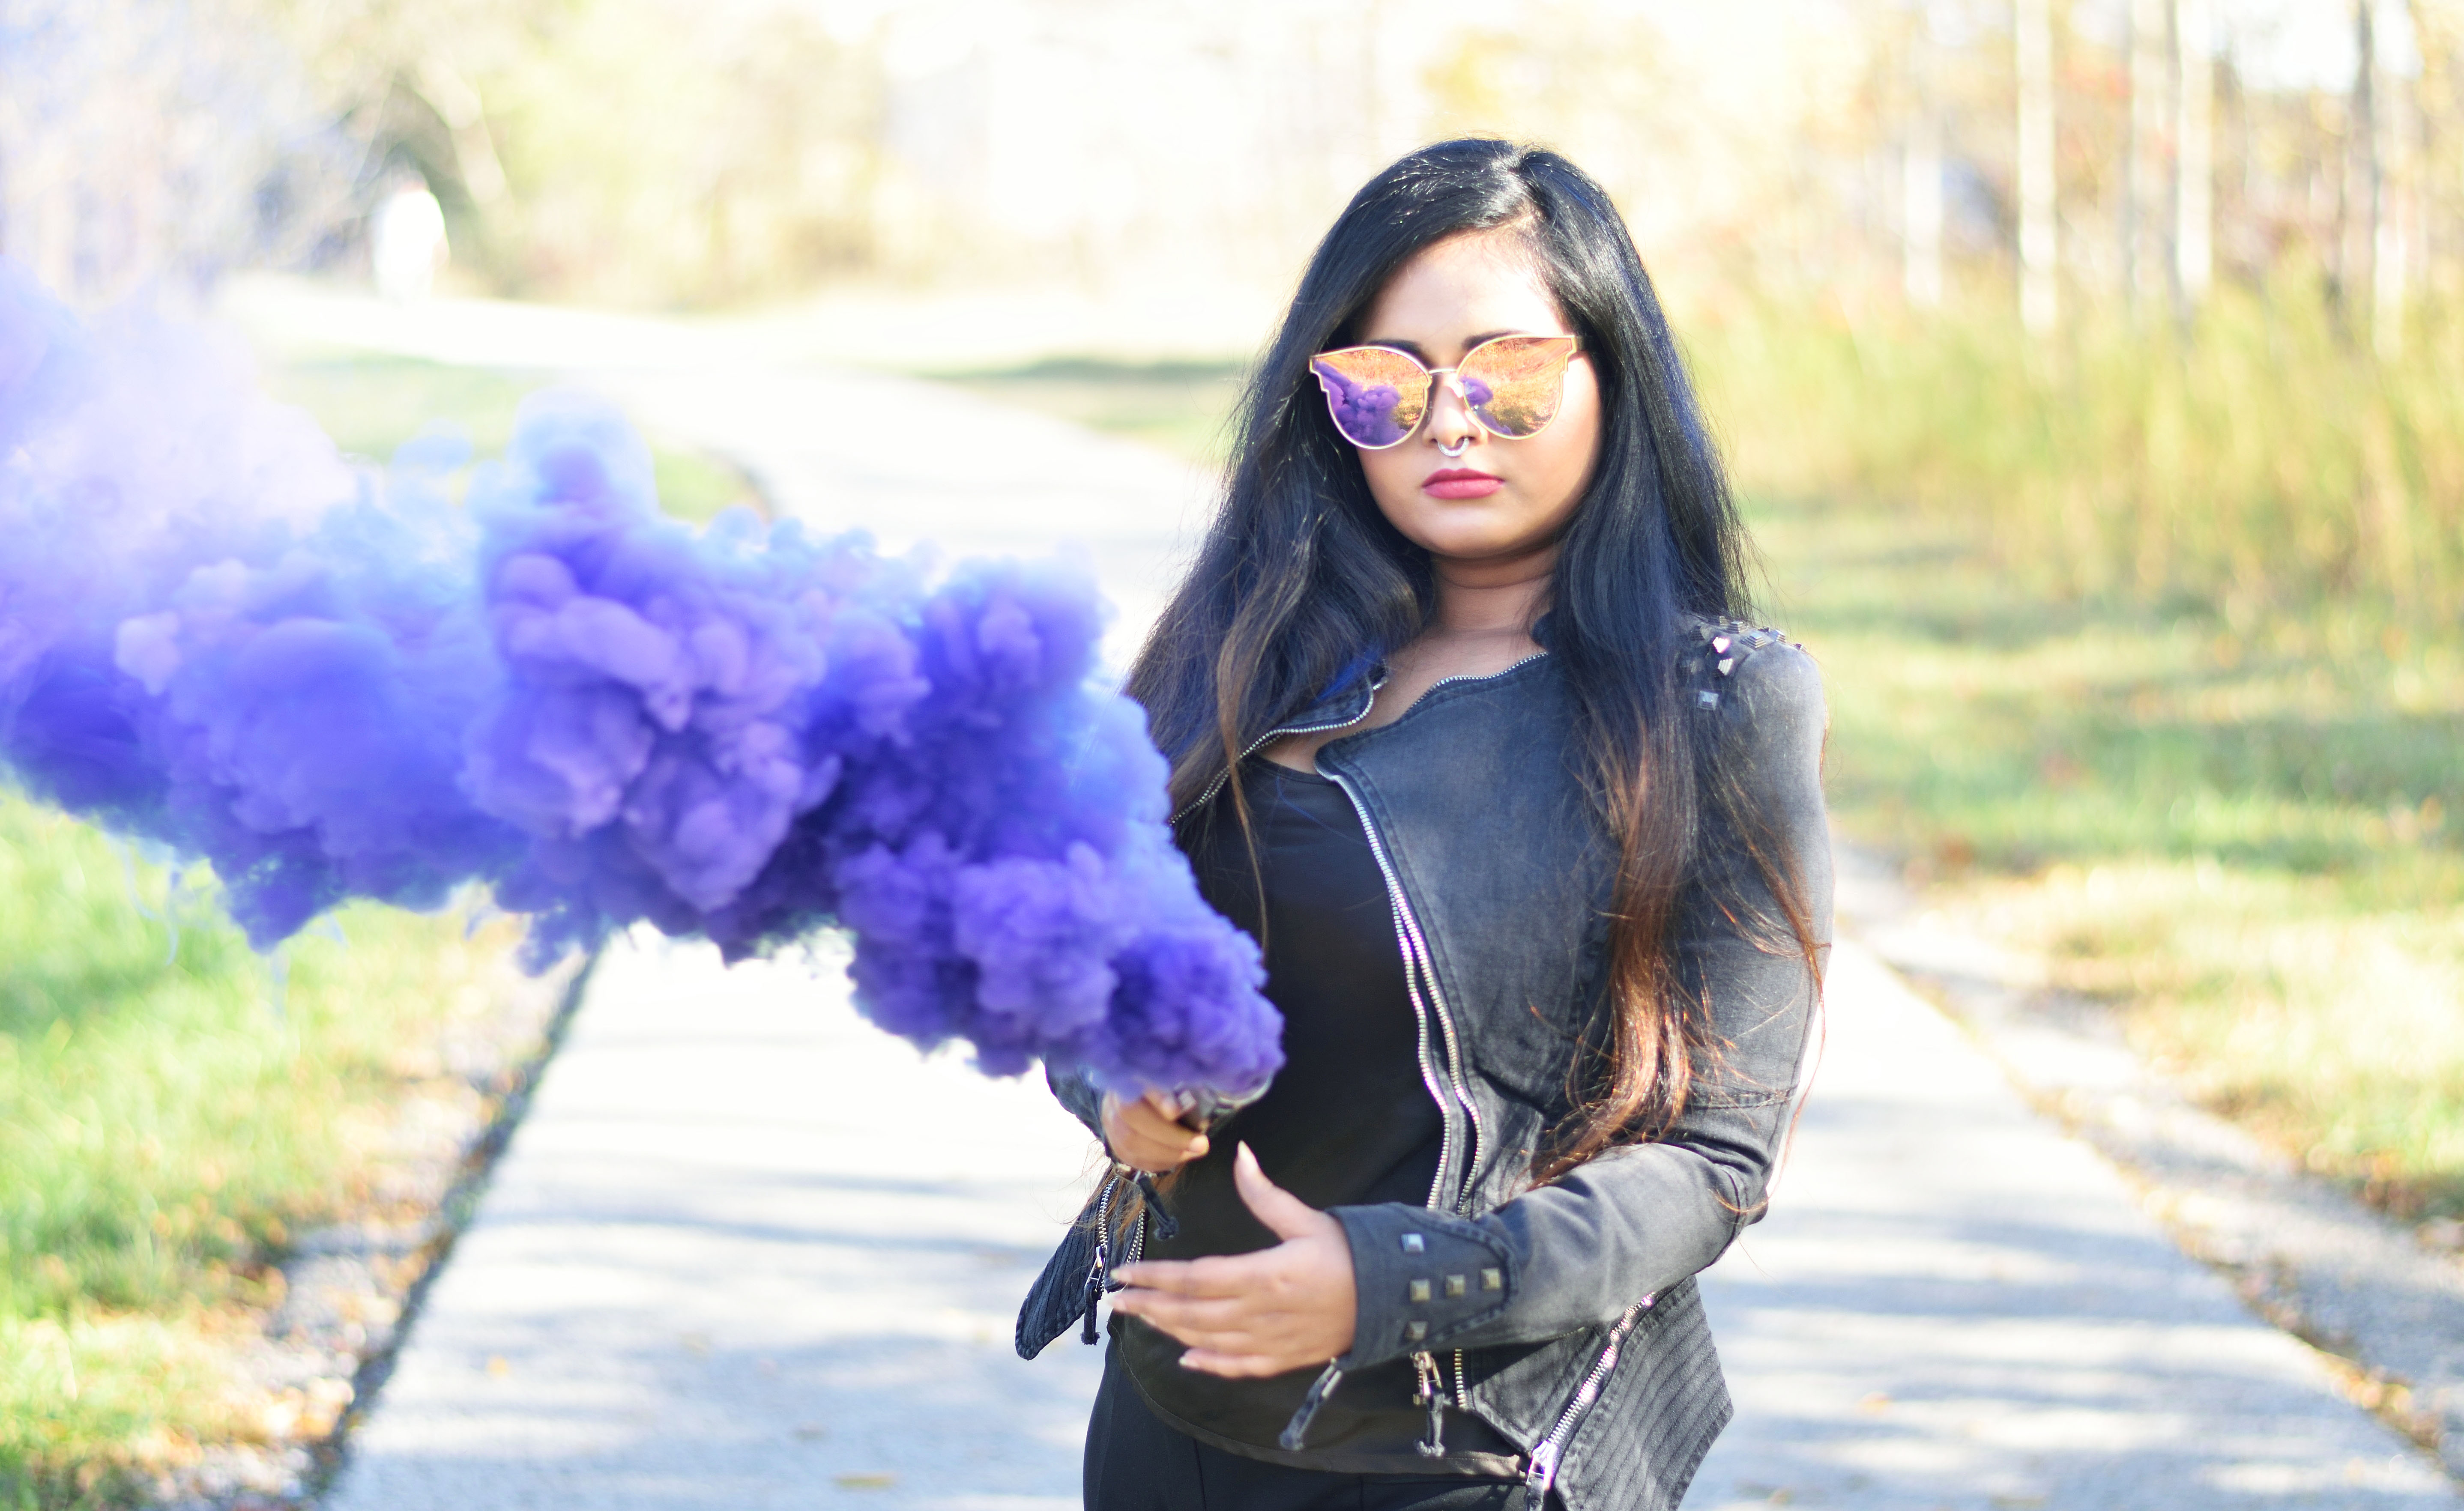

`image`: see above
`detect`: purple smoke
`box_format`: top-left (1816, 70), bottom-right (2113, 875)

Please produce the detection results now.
top-left (0, 261), bottom-right (1280, 1099)
top-left (1310, 359), bottom-right (1411, 447)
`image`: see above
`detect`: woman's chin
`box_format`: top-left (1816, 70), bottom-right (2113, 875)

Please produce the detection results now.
top-left (1397, 523), bottom-right (1562, 571)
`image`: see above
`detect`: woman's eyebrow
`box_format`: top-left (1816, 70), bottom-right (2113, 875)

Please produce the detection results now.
top-left (1360, 328), bottom-right (1538, 358)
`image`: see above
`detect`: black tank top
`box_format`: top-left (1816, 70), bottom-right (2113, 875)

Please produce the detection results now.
top-left (1115, 758), bottom-right (1518, 1475)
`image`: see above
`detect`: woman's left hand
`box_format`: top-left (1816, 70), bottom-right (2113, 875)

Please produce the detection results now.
top-left (1110, 1142), bottom-right (1358, 1378)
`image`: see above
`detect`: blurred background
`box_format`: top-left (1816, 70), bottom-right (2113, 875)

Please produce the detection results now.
top-left (4, 0), bottom-right (2461, 1504)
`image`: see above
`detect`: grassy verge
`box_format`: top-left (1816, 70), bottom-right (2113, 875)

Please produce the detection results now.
top-left (1691, 292), bottom-right (2464, 1221)
top-left (950, 342), bottom-right (2464, 1221)
top-left (261, 353), bottom-right (765, 525)
top-left (1687, 283), bottom-right (2464, 618)
top-left (3, 353), bottom-right (711, 1508)
top-left (1741, 491), bottom-right (2464, 1215)
top-left (925, 356), bottom-right (1247, 468)
top-left (0, 797), bottom-right (547, 1508)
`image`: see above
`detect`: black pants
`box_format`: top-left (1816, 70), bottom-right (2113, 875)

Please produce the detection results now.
top-left (1084, 1347), bottom-right (1528, 1511)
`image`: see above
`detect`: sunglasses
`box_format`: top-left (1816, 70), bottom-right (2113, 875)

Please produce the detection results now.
top-left (1307, 334), bottom-right (1582, 451)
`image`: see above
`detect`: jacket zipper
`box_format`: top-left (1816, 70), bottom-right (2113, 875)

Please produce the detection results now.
top-left (1169, 680), bottom-right (1385, 826)
top-left (1323, 651), bottom-right (1545, 1209)
top-left (1240, 653), bottom-right (1548, 1459)
top-left (1319, 652), bottom-right (1548, 1459)
top-left (1326, 770), bottom-right (1466, 1209)
top-left (1522, 1297), bottom-right (1652, 1501)
top-left (1079, 1174), bottom-right (1119, 1344)
top-left (1080, 1170), bottom-right (1147, 1344)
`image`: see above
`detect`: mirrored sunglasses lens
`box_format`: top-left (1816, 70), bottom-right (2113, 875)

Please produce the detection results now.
top-left (1460, 337), bottom-right (1576, 438)
top-left (1310, 349), bottom-right (1429, 448)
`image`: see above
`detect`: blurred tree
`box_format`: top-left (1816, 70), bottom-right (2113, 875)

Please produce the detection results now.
top-left (14, 0), bottom-right (2464, 328)
top-left (0, 0), bottom-right (355, 300)
top-left (2016, 0), bottom-right (2059, 331)
top-left (2126, 0), bottom-right (2173, 313)
top-left (1906, 11), bottom-right (1946, 309)
top-left (2369, 0), bottom-right (2411, 356)
top-left (465, 1), bottom-right (884, 303)
top-left (2346, 0), bottom-right (2380, 340)
top-left (2177, 0), bottom-right (2215, 310)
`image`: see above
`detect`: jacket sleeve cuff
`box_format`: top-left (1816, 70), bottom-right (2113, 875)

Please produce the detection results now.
top-left (1332, 1203), bottom-right (1516, 1368)
top-left (1044, 1062), bottom-right (1106, 1143)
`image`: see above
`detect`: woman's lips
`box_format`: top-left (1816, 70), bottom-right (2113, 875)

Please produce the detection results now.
top-left (1422, 467), bottom-right (1503, 500)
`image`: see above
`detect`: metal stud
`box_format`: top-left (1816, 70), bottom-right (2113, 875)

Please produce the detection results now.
top-left (1407, 1320), bottom-right (1429, 1342)
top-left (1710, 635), bottom-right (1730, 654)
top-left (1400, 1233), bottom-right (1426, 1254)
top-left (1716, 657), bottom-right (1735, 676)
top-left (1444, 1275), bottom-right (1467, 1298)
top-left (1410, 1279), bottom-right (1432, 1302)
top-left (1696, 690), bottom-right (1719, 710)
top-left (1481, 1268), bottom-right (1503, 1291)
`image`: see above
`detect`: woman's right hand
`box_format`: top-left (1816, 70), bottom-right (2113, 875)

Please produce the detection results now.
top-left (1102, 1090), bottom-right (1211, 1173)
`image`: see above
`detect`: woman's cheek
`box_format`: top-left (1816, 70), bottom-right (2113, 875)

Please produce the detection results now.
top-left (1359, 451), bottom-right (1426, 534)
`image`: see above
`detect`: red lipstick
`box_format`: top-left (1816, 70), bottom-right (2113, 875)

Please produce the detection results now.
top-left (1422, 467), bottom-right (1503, 500)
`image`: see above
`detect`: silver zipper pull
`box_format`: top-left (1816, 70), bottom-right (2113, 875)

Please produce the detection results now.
top-left (1080, 1235), bottom-right (1106, 1344)
top-left (1081, 1174), bottom-right (1120, 1345)
top-left (1523, 1436), bottom-right (1562, 1499)
top-left (1412, 1350), bottom-right (1447, 1457)
top-left (1277, 1360), bottom-right (1345, 1451)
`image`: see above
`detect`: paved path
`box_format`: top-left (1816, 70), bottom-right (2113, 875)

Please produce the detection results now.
top-left (329, 941), bottom-right (1104, 1509)
top-left (232, 286), bottom-right (2461, 1510)
top-left (1688, 898), bottom-right (2454, 1507)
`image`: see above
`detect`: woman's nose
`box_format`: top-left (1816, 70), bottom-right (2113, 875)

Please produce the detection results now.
top-left (1425, 371), bottom-right (1480, 451)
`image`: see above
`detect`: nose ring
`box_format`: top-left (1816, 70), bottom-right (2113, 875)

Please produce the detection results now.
top-left (1437, 436), bottom-right (1471, 460)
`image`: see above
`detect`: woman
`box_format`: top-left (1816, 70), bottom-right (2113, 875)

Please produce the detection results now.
top-left (1021, 138), bottom-right (1830, 1511)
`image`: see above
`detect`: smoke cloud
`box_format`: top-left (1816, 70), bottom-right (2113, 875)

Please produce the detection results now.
top-left (0, 261), bottom-right (1279, 1099)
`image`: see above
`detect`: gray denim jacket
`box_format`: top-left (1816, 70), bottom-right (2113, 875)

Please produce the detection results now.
top-left (1032, 619), bottom-right (1830, 1511)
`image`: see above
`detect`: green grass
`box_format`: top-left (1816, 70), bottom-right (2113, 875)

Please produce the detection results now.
top-left (926, 356), bottom-right (1249, 467)
top-left (954, 338), bottom-right (2464, 1220)
top-left (1687, 282), bottom-right (2464, 619)
top-left (1742, 488), bottom-right (2464, 1212)
top-left (0, 796), bottom-right (547, 1508)
top-left (1690, 293), bottom-right (2464, 1216)
top-left (3, 353), bottom-right (650, 1508)
top-left (262, 353), bottom-right (765, 526)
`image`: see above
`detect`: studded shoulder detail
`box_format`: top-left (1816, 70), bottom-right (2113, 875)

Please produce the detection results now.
top-left (1680, 615), bottom-right (1803, 712)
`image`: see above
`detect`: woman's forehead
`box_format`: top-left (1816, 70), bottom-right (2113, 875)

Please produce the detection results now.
top-left (1359, 232), bottom-right (1568, 346)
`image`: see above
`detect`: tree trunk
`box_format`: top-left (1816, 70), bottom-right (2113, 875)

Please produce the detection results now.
top-left (1905, 19), bottom-right (1944, 309)
top-left (2175, 0), bottom-right (2214, 310)
top-left (416, 56), bottom-right (510, 211)
top-left (2347, 0), bottom-right (2379, 343)
top-left (2016, 0), bottom-right (2059, 332)
top-left (2126, 0), bottom-right (2173, 311)
top-left (2372, 0), bottom-right (2408, 357)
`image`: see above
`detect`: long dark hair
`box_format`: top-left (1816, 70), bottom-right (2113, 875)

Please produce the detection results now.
top-left (1127, 139), bottom-right (1816, 1182)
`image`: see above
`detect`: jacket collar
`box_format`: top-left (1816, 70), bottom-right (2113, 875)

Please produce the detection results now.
top-left (1277, 653), bottom-right (1383, 736)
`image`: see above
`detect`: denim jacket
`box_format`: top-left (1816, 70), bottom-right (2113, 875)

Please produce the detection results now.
top-left (1027, 619), bottom-right (1831, 1511)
